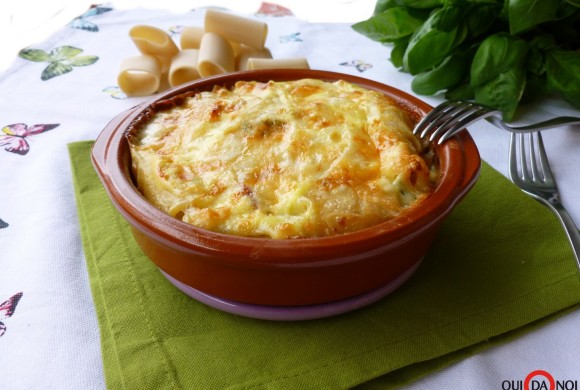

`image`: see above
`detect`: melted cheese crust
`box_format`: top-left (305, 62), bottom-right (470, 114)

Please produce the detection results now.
top-left (129, 79), bottom-right (437, 238)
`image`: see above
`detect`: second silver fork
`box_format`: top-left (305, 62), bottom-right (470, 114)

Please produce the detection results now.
top-left (509, 132), bottom-right (580, 272)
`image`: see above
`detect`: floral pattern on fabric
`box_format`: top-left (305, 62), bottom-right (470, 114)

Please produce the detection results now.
top-left (68, 6), bottom-right (113, 32)
top-left (19, 46), bottom-right (99, 81)
top-left (0, 293), bottom-right (23, 338)
top-left (340, 59), bottom-right (373, 72)
top-left (0, 123), bottom-right (60, 155)
top-left (256, 2), bottom-right (293, 17)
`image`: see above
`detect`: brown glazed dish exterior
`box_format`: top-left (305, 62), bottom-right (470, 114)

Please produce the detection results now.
top-left (92, 69), bottom-right (481, 306)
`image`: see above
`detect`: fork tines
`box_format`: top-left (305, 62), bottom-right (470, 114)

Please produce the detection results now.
top-left (509, 132), bottom-right (555, 187)
top-left (414, 100), bottom-right (500, 144)
top-left (508, 131), bottom-right (580, 272)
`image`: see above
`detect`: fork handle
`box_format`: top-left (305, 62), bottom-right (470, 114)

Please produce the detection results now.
top-left (488, 116), bottom-right (580, 132)
top-left (545, 201), bottom-right (580, 273)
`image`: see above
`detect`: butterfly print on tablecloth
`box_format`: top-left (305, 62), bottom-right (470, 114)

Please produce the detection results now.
top-left (0, 218), bottom-right (8, 228)
top-left (68, 6), bottom-right (113, 32)
top-left (103, 86), bottom-right (127, 100)
top-left (256, 2), bottom-right (293, 17)
top-left (0, 123), bottom-right (59, 155)
top-left (340, 59), bottom-right (373, 73)
top-left (280, 32), bottom-right (302, 43)
top-left (0, 292), bottom-right (23, 338)
top-left (19, 46), bottom-right (99, 81)
top-left (168, 25), bottom-right (186, 37)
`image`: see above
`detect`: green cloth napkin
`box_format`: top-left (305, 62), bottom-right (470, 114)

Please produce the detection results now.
top-left (69, 141), bottom-right (580, 390)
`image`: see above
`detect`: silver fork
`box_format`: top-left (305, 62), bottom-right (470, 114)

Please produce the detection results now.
top-left (414, 100), bottom-right (580, 144)
top-left (509, 132), bottom-right (580, 272)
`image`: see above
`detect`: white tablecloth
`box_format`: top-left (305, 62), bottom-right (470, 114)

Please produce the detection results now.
top-left (1, 1), bottom-right (579, 389)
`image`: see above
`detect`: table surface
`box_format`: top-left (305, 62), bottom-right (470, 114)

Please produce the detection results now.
top-left (1, 1), bottom-right (579, 389)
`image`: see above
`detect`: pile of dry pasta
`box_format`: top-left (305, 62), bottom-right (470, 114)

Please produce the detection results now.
top-left (118, 9), bottom-right (310, 97)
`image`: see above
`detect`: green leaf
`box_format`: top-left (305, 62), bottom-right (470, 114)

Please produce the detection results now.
top-left (352, 7), bottom-right (425, 43)
top-left (529, 34), bottom-right (557, 51)
top-left (508, 0), bottom-right (560, 34)
top-left (411, 51), bottom-right (468, 95)
top-left (429, 5), bottom-right (464, 31)
top-left (445, 81), bottom-right (474, 100)
top-left (525, 35), bottom-right (556, 76)
top-left (403, 6), bottom-right (468, 74)
top-left (545, 49), bottom-right (580, 107)
top-left (373, 0), bottom-right (399, 14)
top-left (470, 34), bottom-right (529, 120)
top-left (390, 38), bottom-right (409, 68)
top-left (49, 46), bottom-right (83, 61)
top-left (470, 33), bottom-right (528, 88)
top-left (474, 66), bottom-right (526, 121)
top-left (526, 47), bottom-right (545, 76)
top-left (67, 55), bottom-right (99, 67)
top-left (556, 1), bottom-right (578, 18)
top-left (352, 0), bottom-right (579, 123)
top-left (18, 48), bottom-right (51, 62)
top-left (41, 61), bottom-right (73, 80)
top-left (373, 0), bottom-right (442, 13)
top-left (521, 73), bottom-right (547, 103)
top-left (401, 0), bottom-right (443, 9)
top-left (465, 4), bottom-right (500, 39)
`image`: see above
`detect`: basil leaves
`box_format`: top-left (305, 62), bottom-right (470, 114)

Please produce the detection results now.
top-left (352, 0), bottom-right (580, 121)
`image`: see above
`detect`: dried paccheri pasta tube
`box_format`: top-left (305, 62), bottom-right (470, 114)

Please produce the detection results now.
top-left (197, 32), bottom-right (235, 77)
top-left (129, 25), bottom-right (179, 72)
top-left (247, 57), bottom-right (310, 70)
top-left (168, 49), bottom-right (201, 87)
top-left (228, 40), bottom-right (242, 58)
top-left (118, 11), bottom-right (312, 96)
top-left (117, 55), bottom-right (162, 96)
top-left (204, 9), bottom-right (268, 50)
top-left (180, 26), bottom-right (204, 50)
top-left (236, 46), bottom-right (272, 71)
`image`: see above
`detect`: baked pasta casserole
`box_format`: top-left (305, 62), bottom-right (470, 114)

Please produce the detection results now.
top-left (127, 79), bottom-right (438, 239)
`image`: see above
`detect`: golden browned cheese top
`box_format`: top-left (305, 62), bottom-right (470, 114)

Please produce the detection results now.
top-left (128, 79), bottom-right (437, 238)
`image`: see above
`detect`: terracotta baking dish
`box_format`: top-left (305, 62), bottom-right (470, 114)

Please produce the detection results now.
top-left (92, 69), bottom-right (480, 311)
